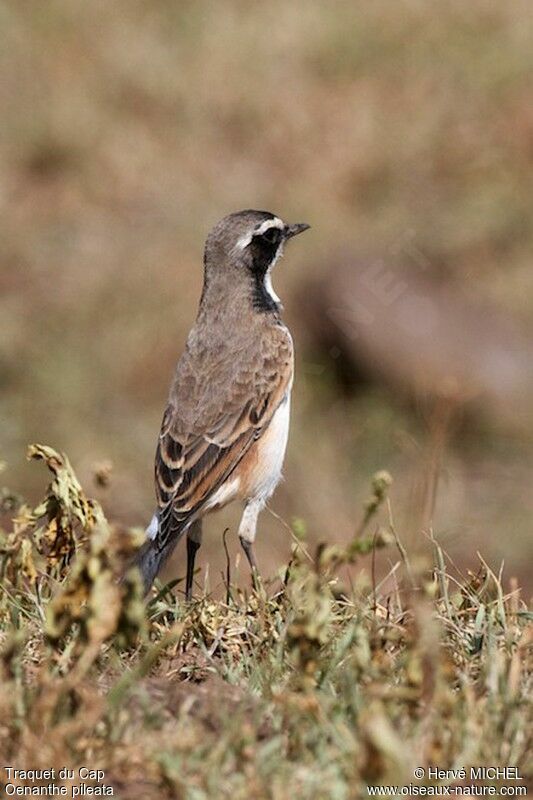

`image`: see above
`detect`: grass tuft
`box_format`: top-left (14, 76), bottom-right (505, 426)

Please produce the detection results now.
top-left (0, 446), bottom-right (531, 797)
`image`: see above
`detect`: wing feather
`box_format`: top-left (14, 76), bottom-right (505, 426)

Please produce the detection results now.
top-left (153, 325), bottom-right (293, 551)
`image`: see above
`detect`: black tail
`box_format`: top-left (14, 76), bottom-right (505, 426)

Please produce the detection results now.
top-left (131, 533), bottom-right (182, 596)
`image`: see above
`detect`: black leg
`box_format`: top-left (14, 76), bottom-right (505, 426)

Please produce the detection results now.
top-left (239, 536), bottom-right (261, 590)
top-left (186, 537), bottom-right (201, 601)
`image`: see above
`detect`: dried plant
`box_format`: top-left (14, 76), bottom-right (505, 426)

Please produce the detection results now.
top-left (0, 449), bottom-right (530, 798)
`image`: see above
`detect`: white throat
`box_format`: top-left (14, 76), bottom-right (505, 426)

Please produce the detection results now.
top-left (263, 242), bottom-right (284, 304)
top-left (263, 271), bottom-right (280, 304)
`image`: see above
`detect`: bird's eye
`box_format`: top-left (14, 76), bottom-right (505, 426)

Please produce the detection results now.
top-left (258, 227), bottom-right (281, 245)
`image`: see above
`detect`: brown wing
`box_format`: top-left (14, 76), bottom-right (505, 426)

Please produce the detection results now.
top-left (153, 326), bottom-right (293, 551)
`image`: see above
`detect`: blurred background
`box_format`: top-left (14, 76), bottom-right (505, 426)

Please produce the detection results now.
top-left (1, 1), bottom-right (532, 591)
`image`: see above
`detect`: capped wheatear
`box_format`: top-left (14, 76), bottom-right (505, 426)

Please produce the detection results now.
top-left (134, 210), bottom-right (310, 598)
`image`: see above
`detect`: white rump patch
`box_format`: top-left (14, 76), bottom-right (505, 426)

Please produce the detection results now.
top-left (146, 513), bottom-right (159, 540)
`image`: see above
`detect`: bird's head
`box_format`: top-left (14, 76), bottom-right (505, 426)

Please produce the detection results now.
top-left (203, 210), bottom-right (310, 311)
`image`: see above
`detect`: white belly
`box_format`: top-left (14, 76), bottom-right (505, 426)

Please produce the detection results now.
top-left (198, 391), bottom-right (291, 513)
top-left (248, 391), bottom-right (291, 502)
top-left (204, 476), bottom-right (241, 511)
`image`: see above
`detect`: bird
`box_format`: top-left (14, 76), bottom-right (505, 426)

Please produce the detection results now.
top-left (133, 209), bottom-right (310, 599)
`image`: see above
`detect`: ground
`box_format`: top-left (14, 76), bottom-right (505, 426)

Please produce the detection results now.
top-left (0, 446), bottom-right (530, 798)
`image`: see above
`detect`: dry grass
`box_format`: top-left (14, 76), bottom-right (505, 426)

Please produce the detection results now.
top-left (0, 446), bottom-right (531, 797)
